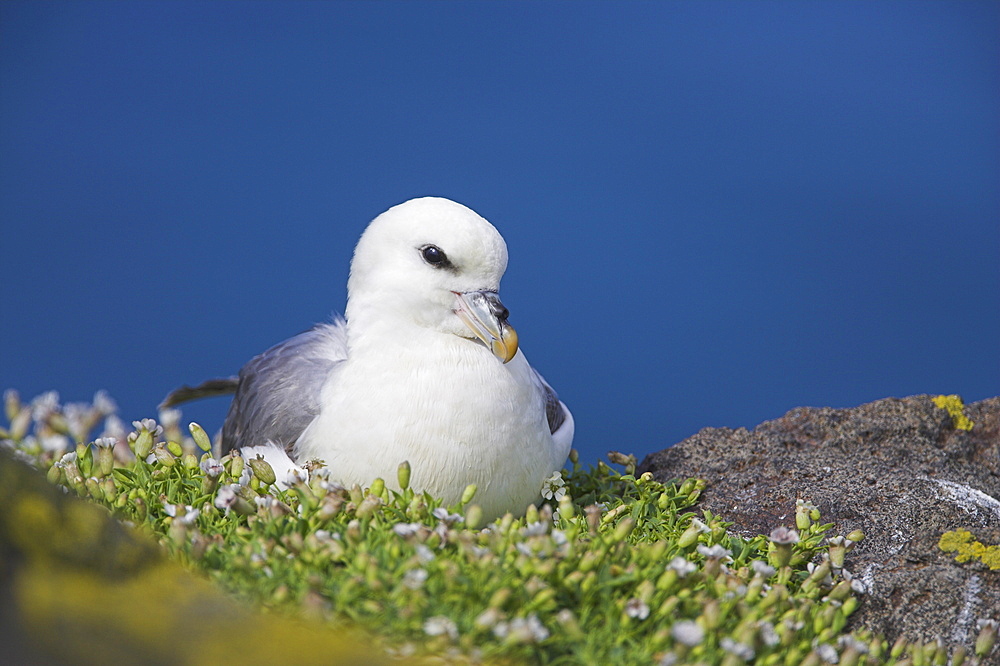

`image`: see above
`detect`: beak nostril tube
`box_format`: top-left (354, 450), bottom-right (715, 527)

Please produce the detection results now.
top-left (453, 290), bottom-right (518, 363)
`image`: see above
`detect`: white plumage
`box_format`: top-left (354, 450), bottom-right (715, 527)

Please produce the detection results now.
top-left (215, 197), bottom-right (572, 520)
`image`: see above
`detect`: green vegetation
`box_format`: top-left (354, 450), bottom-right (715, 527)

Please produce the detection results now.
top-left (2, 389), bottom-right (997, 665)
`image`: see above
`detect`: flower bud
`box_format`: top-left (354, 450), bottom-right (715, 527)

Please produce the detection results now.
top-left (795, 502), bottom-right (812, 530)
top-left (182, 452), bottom-right (199, 470)
top-left (465, 504), bottom-right (483, 530)
top-left (369, 477), bottom-right (385, 499)
top-left (568, 448), bottom-right (579, 464)
top-left (248, 456), bottom-right (276, 485)
top-left (585, 504), bottom-right (602, 536)
top-left (101, 477), bottom-right (117, 501)
top-left (397, 461), bottom-right (411, 490)
top-left (227, 451), bottom-right (244, 479)
top-left (828, 580), bottom-right (853, 601)
top-left (189, 422), bottom-right (213, 452)
top-left (46, 463), bottom-right (64, 485)
top-left (612, 517), bottom-right (635, 543)
top-left (355, 495), bottom-right (380, 519)
top-left (976, 619), bottom-right (998, 658)
top-left (846, 529), bottom-right (865, 542)
top-left (4, 389), bottom-right (20, 422)
top-left (461, 483), bottom-right (478, 505)
top-left (558, 495), bottom-right (575, 521)
top-left (132, 429), bottom-right (153, 460)
top-left (678, 523), bottom-right (702, 549)
top-left (96, 443), bottom-right (115, 477)
top-left (702, 599), bottom-right (721, 629)
top-left (167, 440), bottom-right (183, 457)
top-left (152, 444), bottom-right (176, 467)
top-left (842, 597), bottom-right (858, 616)
top-left (85, 477), bottom-right (104, 501)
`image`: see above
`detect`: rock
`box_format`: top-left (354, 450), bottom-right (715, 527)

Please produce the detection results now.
top-left (638, 395), bottom-right (1000, 651)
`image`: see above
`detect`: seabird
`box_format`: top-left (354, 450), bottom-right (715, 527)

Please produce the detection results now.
top-left (164, 197), bottom-right (573, 520)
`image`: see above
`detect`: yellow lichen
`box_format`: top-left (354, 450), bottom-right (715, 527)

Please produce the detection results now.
top-left (939, 529), bottom-right (1000, 570)
top-left (932, 394), bottom-right (974, 431)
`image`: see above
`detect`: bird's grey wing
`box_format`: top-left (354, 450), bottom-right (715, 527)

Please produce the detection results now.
top-left (530, 367), bottom-right (568, 435)
top-left (221, 319), bottom-right (347, 455)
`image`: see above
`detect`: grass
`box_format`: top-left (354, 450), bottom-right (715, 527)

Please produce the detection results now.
top-left (2, 389), bottom-right (997, 665)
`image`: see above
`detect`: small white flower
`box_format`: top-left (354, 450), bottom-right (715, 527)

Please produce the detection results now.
top-left (671, 620), bottom-right (704, 647)
top-left (158, 408), bottom-right (181, 429)
top-left (63, 403), bottom-right (90, 439)
top-left (40, 433), bottom-right (70, 453)
top-left (284, 467), bottom-right (307, 486)
top-left (555, 609), bottom-right (576, 625)
top-left (432, 507), bottom-right (463, 524)
top-left (393, 522), bottom-right (421, 538)
top-left (500, 615), bottom-right (549, 643)
top-left (689, 517), bottom-right (710, 533)
top-left (657, 654), bottom-right (678, 666)
top-left (697, 544), bottom-right (732, 560)
top-left (669, 556), bottom-right (697, 577)
top-left (423, 616), bottom-right (458, 640)
top-left (550, 529), bottom-right (568, 546)
top-left (720, 637), bottom-right (754, 661)
top-left (540, 470), bottom-right (566, 501)
top-left (475, 607), bottom-right (503, 628)
top-left (132, 418), bottom-right (163, 436)
top-left (200, 457), bottom-right (223, 477)
top-left (56, 451), bottom-right (77, 466)
top-left (415, 544), bottom-right (435, 563)
top-left (624, 598), bottom-right (650, 620)
top-left (92, 390), bottom-right (117, 416)
top-left (31, 391), bottom-right (60, 421)
top-left (176, 507), bottom-right (200, 526)
top-left (94, 437), bottom-right (116, 449)
top-left (759, 621), bottom-right (780, 647)
top-left (837, 635), bottom-right (869, 654)
top-left (522, 521), bottom-right (548, 537)
top-left (751, 560), bottom-right (776, 577)
top-left (215, 484), bottom-right (238, 511)
top-left (100, 415), bottom-right (127, 441)
top-left (816, 643), bottom-right (839, 664)
top-left (770, 527), bottom-right (800, 545)
top-left (403, 568), bottom-right (428, 590)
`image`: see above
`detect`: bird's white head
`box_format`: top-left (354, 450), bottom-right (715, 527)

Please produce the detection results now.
top-left (346, 197), bottom-right (518, 363)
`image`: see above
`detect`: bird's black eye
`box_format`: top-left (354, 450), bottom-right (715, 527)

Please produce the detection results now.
top-left (420, 244), bottom-right (450, 268)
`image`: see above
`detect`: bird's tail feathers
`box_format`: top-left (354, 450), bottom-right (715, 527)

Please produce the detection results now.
top-left (159, 378), bottom-right (238, 409)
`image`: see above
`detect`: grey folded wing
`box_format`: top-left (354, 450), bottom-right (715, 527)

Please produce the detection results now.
top-left (221, 320), bottom-right (348, 455)
top-left (532, 368), bottom-right (568, 436)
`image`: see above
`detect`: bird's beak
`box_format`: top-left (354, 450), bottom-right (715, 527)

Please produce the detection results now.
top-left (452, 291), bottom-right (519, 363)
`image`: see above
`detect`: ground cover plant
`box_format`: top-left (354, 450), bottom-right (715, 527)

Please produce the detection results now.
top-left (2, 390), bottom-right (996, 665)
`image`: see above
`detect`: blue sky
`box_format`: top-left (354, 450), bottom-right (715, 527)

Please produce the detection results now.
top-left (2, 1), bottom-right (997, 465)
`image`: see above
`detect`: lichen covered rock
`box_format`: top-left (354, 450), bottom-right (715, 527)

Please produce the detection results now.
top-left (638, 394), bottom-right (1000, 651)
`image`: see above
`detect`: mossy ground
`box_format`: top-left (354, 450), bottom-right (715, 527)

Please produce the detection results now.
top-left (2, 390), bottom-right (997, 665)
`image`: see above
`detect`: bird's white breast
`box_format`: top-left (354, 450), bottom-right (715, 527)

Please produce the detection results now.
top-left (295, 329), bottom-right (562, 520)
